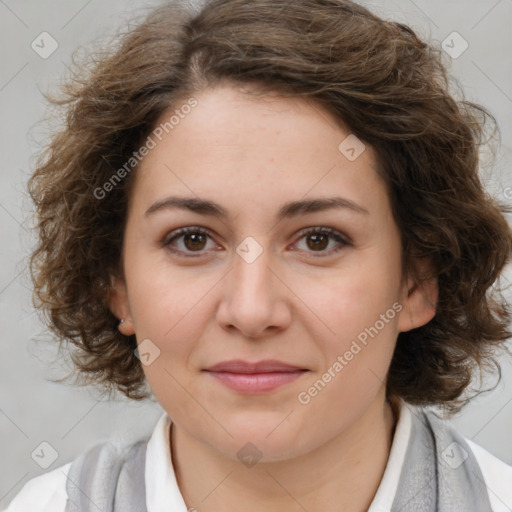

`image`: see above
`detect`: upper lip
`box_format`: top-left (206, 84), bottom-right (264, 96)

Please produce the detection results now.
top-left (204, 359), bottom-right (307, 373)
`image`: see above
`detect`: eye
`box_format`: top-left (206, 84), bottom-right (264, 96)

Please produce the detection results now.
top-left (162, 227), bottom-right (220, 257)
top-left (291, 227), bottom-right (350, 256)
top-left (162, 226), bottom-right (351, 258)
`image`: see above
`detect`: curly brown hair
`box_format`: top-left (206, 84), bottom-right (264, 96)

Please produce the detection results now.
top-left (28, 0), bottom-right (512, 413)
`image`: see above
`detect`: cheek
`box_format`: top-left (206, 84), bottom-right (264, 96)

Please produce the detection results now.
top-left (295, 248), bottom-right (403, 394)
top-left (125, 242), bottom-right (210, 332)
top-left (134, 296), bottom-right (211, 418)
top-left (297, 255), bottom-right (401, 340)
top-left (295, 273), bottom-right (401, 421)
top-left (122, 251), bottom-right (207, 373)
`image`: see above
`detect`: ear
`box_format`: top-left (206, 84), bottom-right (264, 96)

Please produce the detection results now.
top-left (108, 275), bottom-right (135, 336)
top-left (397, 258), bottom-right (438, 333)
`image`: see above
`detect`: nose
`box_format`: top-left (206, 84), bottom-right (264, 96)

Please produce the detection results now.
top-left (215, 245), bottom-right (292, 339)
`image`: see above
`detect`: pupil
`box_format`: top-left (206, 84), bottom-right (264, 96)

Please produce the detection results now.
top-left (307, 234), bottom-right (328, 250)
top-left (185, 233), bottom-right (206, 251)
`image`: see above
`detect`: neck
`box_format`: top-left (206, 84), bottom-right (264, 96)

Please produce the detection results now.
top-left (171, 390), bottom-right (398, 512)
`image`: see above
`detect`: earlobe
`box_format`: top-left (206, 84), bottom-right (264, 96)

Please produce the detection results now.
top-left (397, 266), bottom-right (438, 333)
top-left (108, 276), bottom-right (135, 336)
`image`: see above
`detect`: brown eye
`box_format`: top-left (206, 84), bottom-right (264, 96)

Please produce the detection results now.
top-left (182, 232), bottom-right (208, 251)
top-left (306, 233), bottom-right (329, 251)
top-left (162, 226), bottom-right (349, 258)
top-left (293, 227), bottom-right (350, 256)
top-left (163, 227), bottom-right (218, 256)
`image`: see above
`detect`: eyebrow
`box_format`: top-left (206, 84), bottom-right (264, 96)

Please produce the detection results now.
top-left (144, 196), bottom-right (369, 220)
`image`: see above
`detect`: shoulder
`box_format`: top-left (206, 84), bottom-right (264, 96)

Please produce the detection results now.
top-left (3, 439), bottom-right (150, 512)
top-left (3, 418), bottom-right (162, 512)
top-left (2, 462), bottom-right (71, 512)
top-left (409, 405), bottom-right (512, 511)
top-left (464, 437), bottom-right (512, 512)
top-left (423, 408), bottom-right (512, 510)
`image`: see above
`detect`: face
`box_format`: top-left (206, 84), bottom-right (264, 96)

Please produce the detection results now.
top-left (110, 83), bottom-right (436, 462)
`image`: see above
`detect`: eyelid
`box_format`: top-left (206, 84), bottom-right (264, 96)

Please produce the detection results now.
top-left (289, 226), bottom-right (351, 257)
top-left (161, 226), bottom-right (220, 257)
top-left (162, 225), bottom-right (351, 257)
top-left (293, 226), bottom-right (352, 246)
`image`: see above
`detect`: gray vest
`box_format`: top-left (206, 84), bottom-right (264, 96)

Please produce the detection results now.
top-left (65, 406), bottom-right (493, 511)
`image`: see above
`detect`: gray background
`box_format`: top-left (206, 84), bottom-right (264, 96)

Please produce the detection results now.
top-left (1, 0), bottom-right (511, 508)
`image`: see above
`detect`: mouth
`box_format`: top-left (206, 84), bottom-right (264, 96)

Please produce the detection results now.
top-left (203, 359), bottom-right (309, 393)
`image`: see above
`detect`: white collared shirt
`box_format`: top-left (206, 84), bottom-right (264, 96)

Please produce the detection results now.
top-left (4, 401), bottom-right (512, 511)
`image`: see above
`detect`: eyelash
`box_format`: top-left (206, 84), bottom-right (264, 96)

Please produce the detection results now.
top-left (161, 226), bottom-right (351, 258)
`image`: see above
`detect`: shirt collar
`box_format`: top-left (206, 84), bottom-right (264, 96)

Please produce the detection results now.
top-left (145, 413), bottom-right (189, 512)
top-left (368, 398), bottom-right (413, 511)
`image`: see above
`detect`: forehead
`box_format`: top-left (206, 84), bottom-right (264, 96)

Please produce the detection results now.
top-left (129, 84), bottom-right (389, 222)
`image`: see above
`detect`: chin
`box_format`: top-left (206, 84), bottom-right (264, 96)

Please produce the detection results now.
top-left (207, 419), bottom-right (307, 462)
top-left (214, 436), bottom-right (307, 465)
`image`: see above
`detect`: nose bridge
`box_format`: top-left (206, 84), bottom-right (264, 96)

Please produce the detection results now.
top-left (233, 241), bottom-right (273, 300)
top-left (216, 238), bottom-right (290, 337)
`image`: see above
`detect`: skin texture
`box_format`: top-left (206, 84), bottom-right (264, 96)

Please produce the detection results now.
top-left (110, 83), bottom-right (437, 512)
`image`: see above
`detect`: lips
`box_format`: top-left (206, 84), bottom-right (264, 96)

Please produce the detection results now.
top-left (204, 359), bottom-right (307, 373)
top-left (203, 359), bottom-right (309, 393)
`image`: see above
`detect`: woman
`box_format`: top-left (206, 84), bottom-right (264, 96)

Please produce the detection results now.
top-left (5, 0), bottom-right (512, 510)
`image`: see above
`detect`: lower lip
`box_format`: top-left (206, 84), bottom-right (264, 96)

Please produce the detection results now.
top-left (205, 370), bottom-right (308, 393)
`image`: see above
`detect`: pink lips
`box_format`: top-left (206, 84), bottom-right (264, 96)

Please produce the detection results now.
top-left (203, 359), bottom-right (308, 394)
